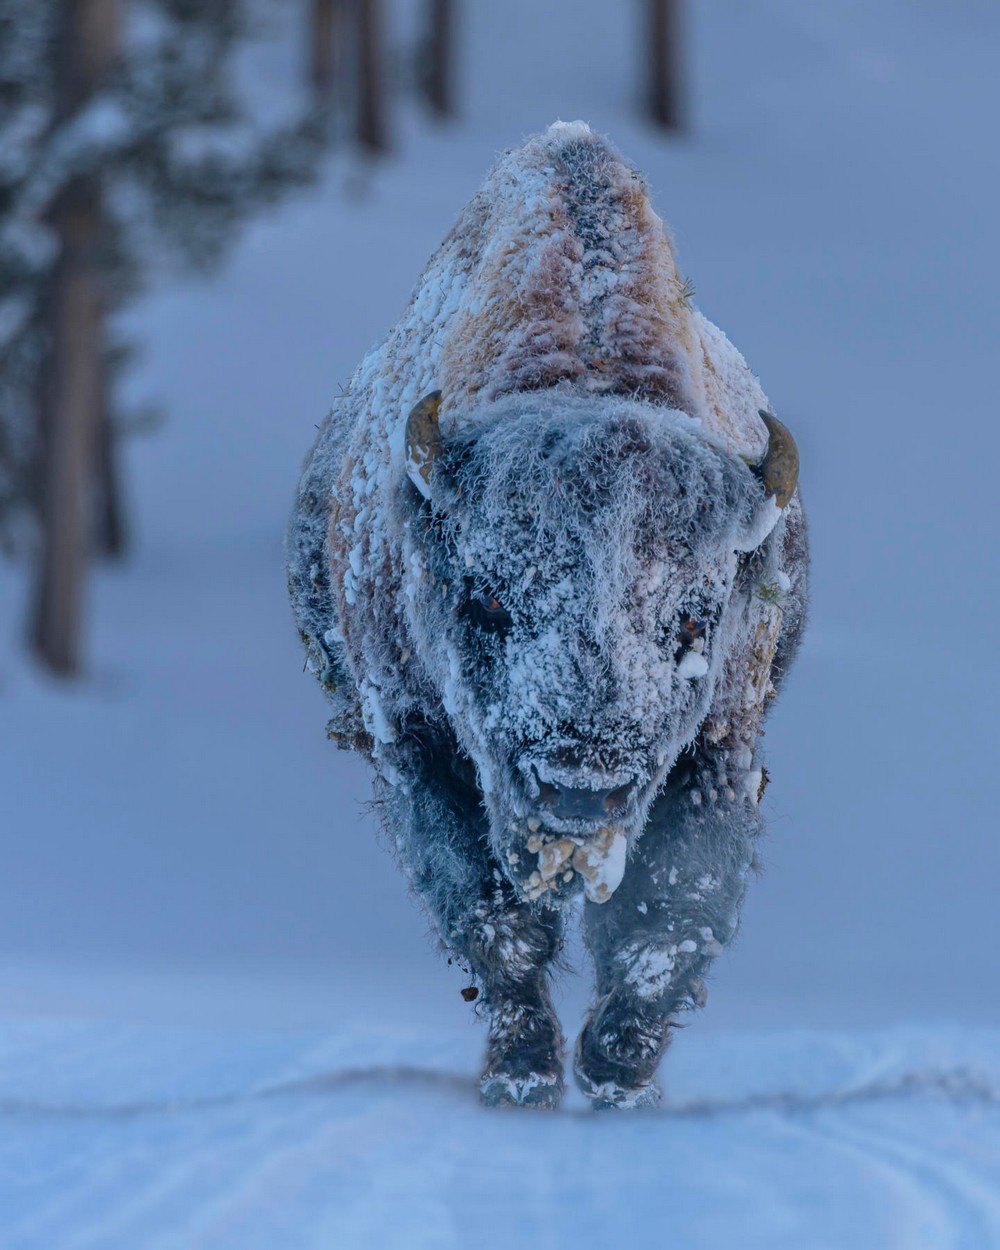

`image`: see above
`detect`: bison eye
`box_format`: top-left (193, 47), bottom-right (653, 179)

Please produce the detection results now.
top-left (673, 614), bottom-right (709, 660)
top-left (679, 616), bottom-right (708, 643)
top-left (464, 589), bottom-right (513, 636)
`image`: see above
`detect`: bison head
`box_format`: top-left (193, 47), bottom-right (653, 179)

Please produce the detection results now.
top-left (400, 392), bottom-right (797, 905)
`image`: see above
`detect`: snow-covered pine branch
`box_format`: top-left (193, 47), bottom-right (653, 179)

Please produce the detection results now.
top-left (0, 0), bottom-right (330, 669)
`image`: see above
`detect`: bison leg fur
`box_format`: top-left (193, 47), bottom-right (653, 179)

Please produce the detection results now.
top-left (376, 737), bottom-right (565, 1109)
top-left (578, 746), bottom-right (762, 1109)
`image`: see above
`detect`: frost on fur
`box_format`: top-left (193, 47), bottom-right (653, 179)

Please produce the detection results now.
top-left (287, 123), bottom-right (808, 1108)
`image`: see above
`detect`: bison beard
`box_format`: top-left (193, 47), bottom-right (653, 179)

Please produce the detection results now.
top-left (287, 123), bottom-right (808, 1109)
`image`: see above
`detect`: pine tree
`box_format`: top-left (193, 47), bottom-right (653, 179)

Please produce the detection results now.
top-left (645, 0), bottom-right (684, 132)
top-left (308, 0), bottom-right (344, 107)
top-left (420, 0), bottom-right (455, 120)
top-left (0, 0), bottom-right (328, 673)
top-left (306, 0), bottom-right (390, 153)
top-left (356, 0), bottom-right (388, 153)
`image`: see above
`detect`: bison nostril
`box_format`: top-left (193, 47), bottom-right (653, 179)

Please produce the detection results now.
top-left (535, 777), bottom-right (559, 805)
top-left (604, 780), bottom-right (636, 813)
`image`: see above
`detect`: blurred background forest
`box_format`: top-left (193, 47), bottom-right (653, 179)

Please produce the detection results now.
top-left (3, 2), bottom-right (1000, 1244)
top-left (0, 0), bottom-right (470, 675)
top-left (2, 0), bottom-right (999, 1048)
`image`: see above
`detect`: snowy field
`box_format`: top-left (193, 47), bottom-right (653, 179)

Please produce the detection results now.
top-left (4, 1021), bottom-right (1000, 1249)
top-left (2, 0), bottom-right (999, 1246)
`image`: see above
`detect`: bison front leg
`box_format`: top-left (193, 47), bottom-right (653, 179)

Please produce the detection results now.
top-left (577, 746), bottom-right (763, 1109)
top-left (376, 736), bottom-right (565, 1109)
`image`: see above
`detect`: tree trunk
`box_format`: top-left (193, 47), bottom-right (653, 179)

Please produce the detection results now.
top-left (30, 0), bottom-right (120, 675)
top-left (309, 0), bottom-right (345, 106)
top-left (31, 194), bottom-right (105, 672)
top-left (94, 374), bottom-right (126, 560)
top-left (646, 0), bottom-right (684, 132)
top-left (356, 0), bottom-right (388, 153)
top-left (423, 0), bottom-right (455, 118)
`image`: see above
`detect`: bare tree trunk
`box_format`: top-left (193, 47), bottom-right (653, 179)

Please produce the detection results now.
top-left (94, 370), bottom-right (126, 560)
top-left (646, 0), bottom-right (684, 132)
top-left (423, 0), bottom-right (455, 118)
top-left (309, 0), bottom-right (345, 106)
top-left (356, 0), bottom-right (388, 153)
top-left (30, 0), bottom-right (120, 675)
top-left (31, 195), bottom-right (105, 671)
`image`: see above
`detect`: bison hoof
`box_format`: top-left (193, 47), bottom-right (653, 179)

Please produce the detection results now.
top-left (574, 1067), bottom-right (662, 1111)
top-left (480, 1070), bottom-right (564, 1110)
top-left (574, 1002), bottom-right (668, 1110)
top-left (479, 997), bottom-right (564, 1109)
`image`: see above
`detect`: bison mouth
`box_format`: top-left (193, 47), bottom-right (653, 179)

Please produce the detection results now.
top-left (499, 748), bottom-right (655, 905)
top-left (487, 740), bottom-right (660, 910)
top-left (504, 823), bottom-right (629, 905)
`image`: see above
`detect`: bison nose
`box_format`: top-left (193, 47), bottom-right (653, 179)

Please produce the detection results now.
top-left (534, 773), bottom-right (638, 820)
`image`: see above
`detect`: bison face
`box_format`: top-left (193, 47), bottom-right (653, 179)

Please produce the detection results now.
top-left (401, 394), bottom-right (794, 904)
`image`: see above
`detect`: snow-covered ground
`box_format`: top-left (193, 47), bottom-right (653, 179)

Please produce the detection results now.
top-left (2, 1), bottom-right (999, 1245)
top-left (4, 1020), bottom-right (1000, 1250)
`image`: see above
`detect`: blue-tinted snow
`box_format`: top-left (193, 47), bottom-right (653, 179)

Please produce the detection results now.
top-left (2, 1021), bottom-right (1000, 1249)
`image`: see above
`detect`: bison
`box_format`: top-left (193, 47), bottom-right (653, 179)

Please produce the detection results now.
top-left (288, 122), bottom-right (808, 1109)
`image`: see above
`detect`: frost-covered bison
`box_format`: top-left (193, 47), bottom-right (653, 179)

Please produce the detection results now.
top-left (288, 123), bottom-right (807, 1110)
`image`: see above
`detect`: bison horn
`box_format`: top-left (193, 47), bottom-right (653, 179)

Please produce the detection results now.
top-left (753, 410), bottom-right (799, 509)
top-left (404, 390), bottom-right (443, 500)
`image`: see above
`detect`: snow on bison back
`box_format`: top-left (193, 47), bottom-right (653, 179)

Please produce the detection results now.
top-left (288, 122), bottom-right (808, 1110)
